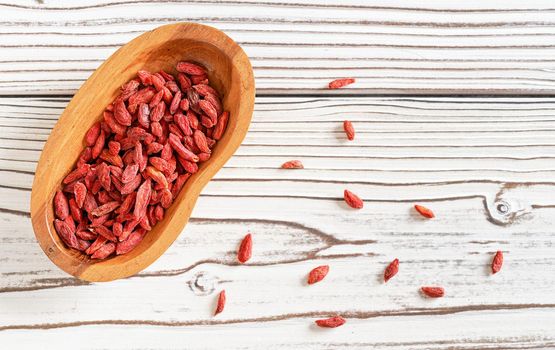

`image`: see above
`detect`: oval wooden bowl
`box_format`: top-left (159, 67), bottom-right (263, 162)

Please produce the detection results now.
top-left (30, 23), bottom-right (255, 282)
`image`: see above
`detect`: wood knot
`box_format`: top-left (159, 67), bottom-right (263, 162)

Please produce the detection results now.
top-left (495, 200), bottom-right (510, 215)
top-left (486, 184), bottom-right (532, 226)
top-left (187, 271), bottom-right (216, 296)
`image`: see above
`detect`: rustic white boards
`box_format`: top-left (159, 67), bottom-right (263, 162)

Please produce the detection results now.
top-left (1, 1), bottom-right (555, 349)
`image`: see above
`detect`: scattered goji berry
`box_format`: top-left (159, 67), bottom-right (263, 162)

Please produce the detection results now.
top-left (421, 286), bottom-right (444, 298)
top-left (315, 316), bottom-right (346, 328)
top-left (414, 204), bottom-right (434, 219)
top-left (328, 78), bottom-right (355, 89)
top-left (344, 189), bottom-right (363, 209)
top-left (343, 120), bottom-right (355, 141)
top-left (214, 290), bottom-right (226, 316)
top-left (308, 265), bottom-right (329, 284)
top-left (384, 258), bottom-right (399, 283)
top-left (281, 160), bottom-right (304, 169)
top-left (238, 233), bottom-right (252, 263)
top-left (492, 251), bottom-right (503, 274)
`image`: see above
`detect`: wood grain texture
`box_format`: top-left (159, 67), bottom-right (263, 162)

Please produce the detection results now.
top-left (3, 0), bottom-right (555, 95)
top-left (1, 96), bottom-right (554, 348)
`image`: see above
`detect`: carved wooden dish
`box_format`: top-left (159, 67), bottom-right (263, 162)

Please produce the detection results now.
top-left (30, 22), bottom-right (255, 282)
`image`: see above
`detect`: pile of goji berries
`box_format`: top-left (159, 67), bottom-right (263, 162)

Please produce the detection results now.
top-left (52, 61), bottom-right (228, 259)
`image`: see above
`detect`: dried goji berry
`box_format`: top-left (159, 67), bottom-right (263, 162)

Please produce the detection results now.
top-left (214, 290), bottom-right (226, 316)
top-left (281, 160), bottom-right (304, 169)
top-left (54, 190), bottom-right (69, 220)
top-left (237, 233), bottom-right (252, 263)
top-left (414, 204), bottom-right (435, 219)
top-left (491, 250), bottom-right (503, 274)
top-left (113, 99), bottom-right (132, 126)
top-left (343, 120), bottom-right (355, 141)
top-left (116, 230), bottom-right (145, 255)
top-left (384, 258), bottom-right (399, 283)
top-left (176, 61), bottom-right (206, 76)
top-left (90, 201), bottom-right (120, 217)
top-left (308, 265), bottom-right (329, 284)
top-left (421, 286), bottom-right (444, 298)
top-left (344, 189), bottom-right (363, 209)
top-left (73, 182), bottom-right (87, 209)
top-left (54, 219), bottom-right (79, 249)
top-left (121, 164), bottom-right (139, 184)
top-left (91, 242), bottom-right (116, 259)
top-left (84, 122), bottom-right (101, 146)
top-left (315, 316), bottom-right (346, 328)
top-left (133, 179), bottom-right (152, 220)
top-left (328, 78), bottom-right (355, 89)
top-left (212, 111), bottom-right (229, 141)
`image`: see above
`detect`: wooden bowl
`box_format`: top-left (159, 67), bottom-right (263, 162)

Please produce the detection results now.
top-left (30, 23), bottom-right (255, 282)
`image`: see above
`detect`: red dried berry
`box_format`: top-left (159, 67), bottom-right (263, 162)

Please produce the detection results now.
top-left (204, 93), bottom-right (223, 116)
top-left (281, 160), bottom-right (304, 169)
top-left (384, 258), bottom-right (399, 283)
top-left (108, 141), bottom-right (121, 155)
top-left (343, 120), bottom-right (355, 141)
top-left (90, 201), bottom-right (120, 217)
top-left (91, 242), bottom-right (116, 259)
top-left (177, 73), bottom-right (191, 91)
top-left (214, 290), bottom-right (226, 316)
top-left (212, 111), bottom-right (229, 141)
top-left (116, 230), bottom-right (145, 255)
top-left (237, 233), bottom-right (252, 263)
top-left (54, 219), bottom-right (79, 250)
top-left (63, 164), bottom-right (90, 184)
top-left (308, 265), bottom-right (329, 285)
top-left (344, 189), bottom-right (363, 209)
top-left (133, 179), bottom-right (152, 220)
top-left (491, 250), bottom-right (503, 274)
top-left (169, 133), bottom-right (199, 163)
top-left (113, 99), bottom-right (132, 126)
top-left (328, 78), bottom-right (355, 89)
top-left (85, 236), bottom-right (107, 255)
top-left (68, 198), bottom-right (83, 223)
top-left (84, 122), bottom-right (101, 146)
top-left (193, 129), bottom-right (211, 153)
top-left (193, 84), bottom-right (219, 97)
top-left (176, 61), bottom-right (206, 76)
top-left (73, 182), bottom-right (87, 209)
top-left (315, 316), bottom-right (346, 328)
top-left (54, 190), bottom-right (70, 220)
top-left (414, 204), bottom-right (435, 219)
top-left (103, 110), bottom-right (127, 136)
top-left (93, 224), bottom-right (117, 242)
top-left (92, 129), bottom-right (106, 159)
top-left (421, 286), bottom-right (444, 298)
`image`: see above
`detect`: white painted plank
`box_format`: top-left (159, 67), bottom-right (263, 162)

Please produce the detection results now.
top-left (3, 1), bottom-right (555, 94)
top-left (0, 96), bottom-right (554, 348)
top-left (1, 310), bottom-right (554, 350)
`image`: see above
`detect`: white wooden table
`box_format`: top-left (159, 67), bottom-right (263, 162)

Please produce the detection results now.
top-left (1, 1), bottom-right (555, 349)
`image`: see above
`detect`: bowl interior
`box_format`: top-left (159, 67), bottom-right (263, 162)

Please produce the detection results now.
top-left (33, 24), bottom-right (253, 281)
